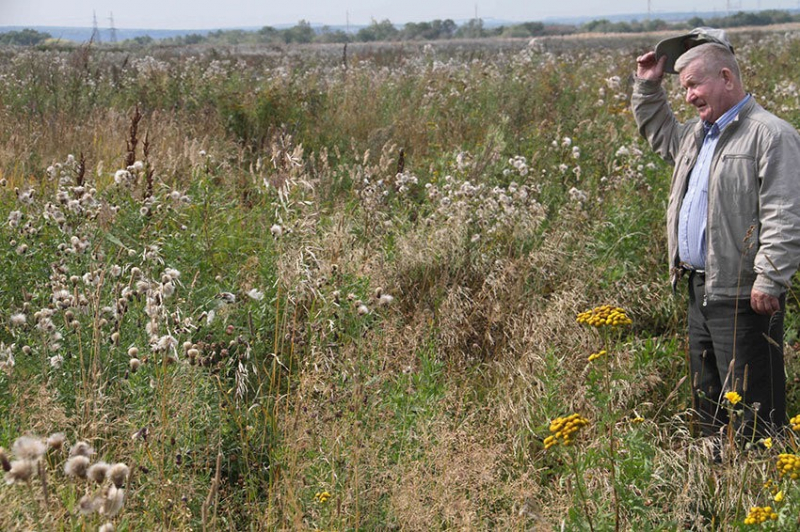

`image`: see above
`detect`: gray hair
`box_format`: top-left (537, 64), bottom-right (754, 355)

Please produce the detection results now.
top-left (675, 42), bottom-right (741, 81)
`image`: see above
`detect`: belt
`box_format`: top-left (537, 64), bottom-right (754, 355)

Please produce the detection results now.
top-left (679, 261), bottom-right (705, 275)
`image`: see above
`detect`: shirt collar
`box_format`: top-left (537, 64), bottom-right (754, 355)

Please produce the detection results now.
top-left (704, 94), bottom-right (751, 137)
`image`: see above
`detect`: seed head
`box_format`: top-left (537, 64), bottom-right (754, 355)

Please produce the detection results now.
top-left (12, 435), bottom-right (47, 461)
top-left (100, 484), bottom-right (125, 517)
top-left (5, 460), bottom-right (34, 484)
top-left (70, 441), bottom-right (95, 458)
top-left (65, 455), bottom-right (90, 479)
top-left (46, 432), bottom-right (67, 451)
top-left (88, 461), bottom-right (110, 484)
top-left (108, 462), bottom-right (130, 488)
top-left (78, 493), bottom-right (99, 515)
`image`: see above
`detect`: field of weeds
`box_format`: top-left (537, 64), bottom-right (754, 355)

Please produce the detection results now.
top-left (3, 27), bottom-right (800, 530)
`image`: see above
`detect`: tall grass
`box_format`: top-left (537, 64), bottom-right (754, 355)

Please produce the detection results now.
top-left (2, 27), bottom-right (800, 530)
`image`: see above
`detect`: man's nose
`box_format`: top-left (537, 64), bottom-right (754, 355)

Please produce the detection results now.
top-left (685, 88), bottom-right (696, 104)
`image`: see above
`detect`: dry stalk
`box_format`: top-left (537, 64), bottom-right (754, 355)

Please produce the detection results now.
top-left (77, 152), bottom-right (86, 187)
top-left (125, 105), bottom-right (142, 168)
top-left (202, 452), bottom-right (223, 532)
top-left (38, 460), bottom-right (49, 508)
top-left (143, 131), bottom-right (154, 200)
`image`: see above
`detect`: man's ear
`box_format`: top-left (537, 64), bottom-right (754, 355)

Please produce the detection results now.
top-left (721, 67), bottom-right (735, 88)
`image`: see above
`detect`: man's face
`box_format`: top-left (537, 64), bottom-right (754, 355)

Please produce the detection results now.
top-left (679, 59), bottom-right (734, 123)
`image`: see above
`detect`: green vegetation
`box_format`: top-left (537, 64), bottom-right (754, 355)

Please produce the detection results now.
top-left (1, 25), bottom-right (800, 530)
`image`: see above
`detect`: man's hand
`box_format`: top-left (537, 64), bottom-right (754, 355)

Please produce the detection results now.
top-left (636, 51), bottom-right (667, 82)
top-left (751, 288), bottom-right (781, 316)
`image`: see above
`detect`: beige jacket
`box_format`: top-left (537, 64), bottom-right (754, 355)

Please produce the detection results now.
top-left (632, 77), bottom-right (800, 299)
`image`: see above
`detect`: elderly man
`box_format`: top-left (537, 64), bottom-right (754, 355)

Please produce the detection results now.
top-left (633, 28), bottom-right (800, 441)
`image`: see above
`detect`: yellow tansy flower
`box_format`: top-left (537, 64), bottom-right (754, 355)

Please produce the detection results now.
top-left (744, 505), bottom-right (778, 524)
top-left (587, 349), bottom-right (607, 362)
top-left (544, 413), bottom-right (589, 450)
top-left (576, 305), bottom-right (632, 329)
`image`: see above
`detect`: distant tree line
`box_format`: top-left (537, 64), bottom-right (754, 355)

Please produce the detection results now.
top-left (1, 10), bottom-right (798, 47)
top-left (0, 29), bottom-right (53, 45)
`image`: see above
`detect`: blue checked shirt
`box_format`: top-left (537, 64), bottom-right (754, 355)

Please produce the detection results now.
top-left (678, 94), bottom-right (751, 270)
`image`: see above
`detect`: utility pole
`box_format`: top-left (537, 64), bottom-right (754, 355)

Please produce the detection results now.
top-left (90, 11), bottom-right (102, 43)
top-left (108, 12), bottom-right (117, 43)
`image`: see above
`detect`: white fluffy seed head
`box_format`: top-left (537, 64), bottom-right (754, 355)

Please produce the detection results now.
top-left (69, 441), bottom-right (94, 458)
top-left (12, 436), bottom-right (47, 461)
top-left (46, 432), bottom-right (67, 451)
top-left (87, 461), bottom-right (110, 484)
top-left (64, 455), bottom-right (90, 479)
top-left (5, 460), bottom-right (34, 484)
top-left (108, 462), bottom-right (130, 488)
top-left (100, 484), bottom-right (125, 517)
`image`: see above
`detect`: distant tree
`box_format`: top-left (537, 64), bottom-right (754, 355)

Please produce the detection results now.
top-left (356, 19), bottom-right (399, 42)
top-left (434, 19), bottom-right (457, 39)
top-left (641, 19), bottom-right (670, 32)
top-left (219, 29), bottom-right (250, 44)
top-left (180, 33), bottom-right (205, 45)
top-left (283, 20), bottom-right (315, 44)
top-left (687, 16), bottom-right (705, 28)
top-left (582, 19), bottom-right (633, 33)
top-left (0, 28), bottom-right (52, 46)
top-left (501, 21), bottom-right (545, 38)
top-left (315, 27), bottom-right (350, 43)
top-left (256, 26), bottom-right (281, 43)
top-left (400, 19), bottom-right (457, 40)
top-left (455, 19), bottom-right (485, 39)
top-left (129, 35), bottom-right (154, 46)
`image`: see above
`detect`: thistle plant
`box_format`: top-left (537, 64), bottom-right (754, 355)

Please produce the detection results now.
top-left (1, 433), bottom-right (130, 529)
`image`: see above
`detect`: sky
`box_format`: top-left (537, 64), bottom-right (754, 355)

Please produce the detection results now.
top-left (1, 0), bottom-right (797, 29)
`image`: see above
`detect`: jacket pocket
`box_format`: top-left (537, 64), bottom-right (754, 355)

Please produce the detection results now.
top-left (717, 154), bottom-right (757, 214)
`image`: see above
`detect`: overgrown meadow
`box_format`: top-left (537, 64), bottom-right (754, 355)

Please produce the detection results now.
top-left (3, 28), bottom-right (800, 530)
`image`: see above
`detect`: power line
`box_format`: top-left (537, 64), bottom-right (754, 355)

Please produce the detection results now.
top-left (108, 12), bottom-right (117, 43)
top-left (90, 10), bottom-right (101, 43)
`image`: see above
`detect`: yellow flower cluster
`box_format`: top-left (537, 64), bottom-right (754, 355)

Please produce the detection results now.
top-left (744, 506), bottom-right (778, 524)
top-left (725, 391), bottom-right (742, 405)
top-left (576, 305), bottom-right (632, 328)
top-left (315, 491), bottom-right (332, 504)
top-left (777, 453), bottom-right (800, 480)
top-left (587, 349), bottom-right (607, 362)
top-left (790, 414), bottom-right (800, 432)
top-left (765, 479), bottom-right (779, 496)
top-left (544, 413), bottom-right (589, 450)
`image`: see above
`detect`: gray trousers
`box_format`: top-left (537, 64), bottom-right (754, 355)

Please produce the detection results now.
top-left (687, 271), bottom-right (786, 440)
